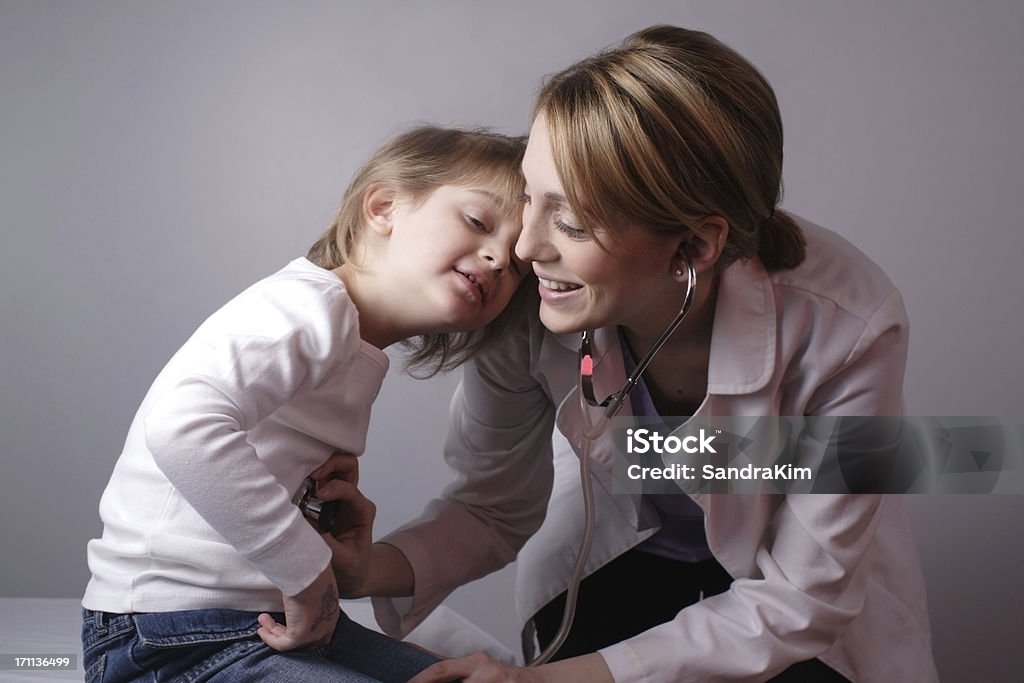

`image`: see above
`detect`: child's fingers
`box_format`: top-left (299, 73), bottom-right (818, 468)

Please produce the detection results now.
top-left (257, 612), bottom-right (281, 631)
top-left (256, 612), bottom-right (294, 651)
top-left (257, 615), bottom-right (328, 652)
top-left (311, 451), bottom-right (359, 486)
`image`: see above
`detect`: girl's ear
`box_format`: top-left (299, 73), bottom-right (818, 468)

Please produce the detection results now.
top-left (672, 215), bottom-right (729, 279)
top-left (363, 182), bottom-right (399, 236)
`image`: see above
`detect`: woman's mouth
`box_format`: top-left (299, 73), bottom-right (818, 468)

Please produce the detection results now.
top-left (538, 277), bottom-right (582, 292)
top-left (537, 276), bottom-right (583, 303)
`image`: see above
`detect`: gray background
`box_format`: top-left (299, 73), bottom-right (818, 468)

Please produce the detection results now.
top-left (2, 1), bottom-right (1022, 680)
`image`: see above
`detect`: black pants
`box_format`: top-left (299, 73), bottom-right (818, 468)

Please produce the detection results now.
top-left (534, 549), bottom-right (849, 682)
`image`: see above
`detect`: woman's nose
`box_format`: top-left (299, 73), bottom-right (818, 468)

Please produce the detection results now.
top-left (516, 207), bottom-right (551, 263)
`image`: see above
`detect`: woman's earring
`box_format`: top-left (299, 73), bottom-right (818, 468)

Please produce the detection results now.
top-left (674, 268), bottom-right (684, 277)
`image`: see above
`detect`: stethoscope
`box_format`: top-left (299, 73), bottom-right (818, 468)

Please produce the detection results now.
top-left (529, 253), bottom-right (697, 666)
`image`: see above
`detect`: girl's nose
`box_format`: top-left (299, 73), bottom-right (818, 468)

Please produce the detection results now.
top-left (481, 236), bottom-right (510, 271)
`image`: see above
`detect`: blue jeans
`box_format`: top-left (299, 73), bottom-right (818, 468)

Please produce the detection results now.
top-left (82, 607), bottom-right (439, 682)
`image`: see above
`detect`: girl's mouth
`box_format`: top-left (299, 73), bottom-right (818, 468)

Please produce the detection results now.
top-left (455, 269), bottom-right (486, 302)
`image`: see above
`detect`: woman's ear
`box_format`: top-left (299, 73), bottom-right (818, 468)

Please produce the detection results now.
top-left (673, 215), bottom-right (729, 278)
top-left (363, 183), bottom-right (399, 236)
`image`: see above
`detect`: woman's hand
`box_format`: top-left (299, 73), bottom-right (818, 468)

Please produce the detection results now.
top-left (257, 564), bottom-right (339, 651)
top-left (310, 451), bottom-right (376, 597)
top-left (410, 653), bottom-right (615, 683)
top-left (409, 653), bottom-right (541, 683)
top-left (318, 477), bottom-right (376, 597)
top-left (310, 450), bottom-right (360, 487)
top-left (311, 450), bottom-right (418, 599)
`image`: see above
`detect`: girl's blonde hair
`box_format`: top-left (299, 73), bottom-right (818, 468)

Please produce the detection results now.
top-left (535, 25), bottom-right (806, 271)
top-left (307, 126), bottom-right (531, 376)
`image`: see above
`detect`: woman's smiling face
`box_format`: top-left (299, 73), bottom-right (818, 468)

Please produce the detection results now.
top-left (516, 112), bottom-right (683, 338)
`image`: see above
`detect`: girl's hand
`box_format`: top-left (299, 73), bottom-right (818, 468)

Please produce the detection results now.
top-left (257, 564), bottom-right (339, 651)
top-left (409, 653), bottom-right (541, 683)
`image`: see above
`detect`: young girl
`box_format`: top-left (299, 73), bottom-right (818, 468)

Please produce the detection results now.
top-left (81, 126), bottom-right (529, 682)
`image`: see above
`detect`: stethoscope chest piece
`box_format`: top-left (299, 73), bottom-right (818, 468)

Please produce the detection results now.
top-left (291, 477), bottom-right (339, 534)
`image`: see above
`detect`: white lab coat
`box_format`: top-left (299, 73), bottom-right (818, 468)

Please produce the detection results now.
top-left (375, 218), bottom-right (938, 682)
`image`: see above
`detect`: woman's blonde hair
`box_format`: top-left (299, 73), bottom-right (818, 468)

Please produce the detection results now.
top-left (307, 125), bottom-right (531, 376)
top-left (535, 25), bottom-right (805, 271)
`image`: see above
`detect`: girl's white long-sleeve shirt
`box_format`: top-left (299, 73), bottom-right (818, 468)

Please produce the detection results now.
top-left (83, 258), bottom-right (389, 614)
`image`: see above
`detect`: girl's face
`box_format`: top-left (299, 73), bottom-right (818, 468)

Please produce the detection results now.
top-left (380, 182), bottom-right (525, 335)
top-left (517, 113), bottom-right (682, 338)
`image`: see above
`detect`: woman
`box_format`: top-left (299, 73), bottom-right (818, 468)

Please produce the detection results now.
top-left (327, 25), bottom-right (937, 682)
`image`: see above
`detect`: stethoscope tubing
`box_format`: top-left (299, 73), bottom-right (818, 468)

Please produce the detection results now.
top-left (579, 255), bottom-right (698, 422)
top-left (528, 254), bottom-right (697, 666)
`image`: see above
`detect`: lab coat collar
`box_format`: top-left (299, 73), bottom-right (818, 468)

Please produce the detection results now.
top-left (549, 256), bottom-right (777, 396)
top-left (707, 256), bottom-right (777, 394)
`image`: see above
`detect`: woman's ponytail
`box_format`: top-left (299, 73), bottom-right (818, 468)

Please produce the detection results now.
top-left (757, 209), bottom-right (806, 271)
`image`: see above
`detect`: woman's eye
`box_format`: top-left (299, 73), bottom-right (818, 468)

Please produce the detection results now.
top-left (554, 219), bottom-right (587, 240)
top-left (467, 215), bottom-right (488, 232)
top-left (516, 192), bottom-right (532, 205)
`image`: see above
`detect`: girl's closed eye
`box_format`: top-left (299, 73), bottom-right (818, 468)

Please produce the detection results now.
top-left (466, 215), bottom-right (489, 232)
